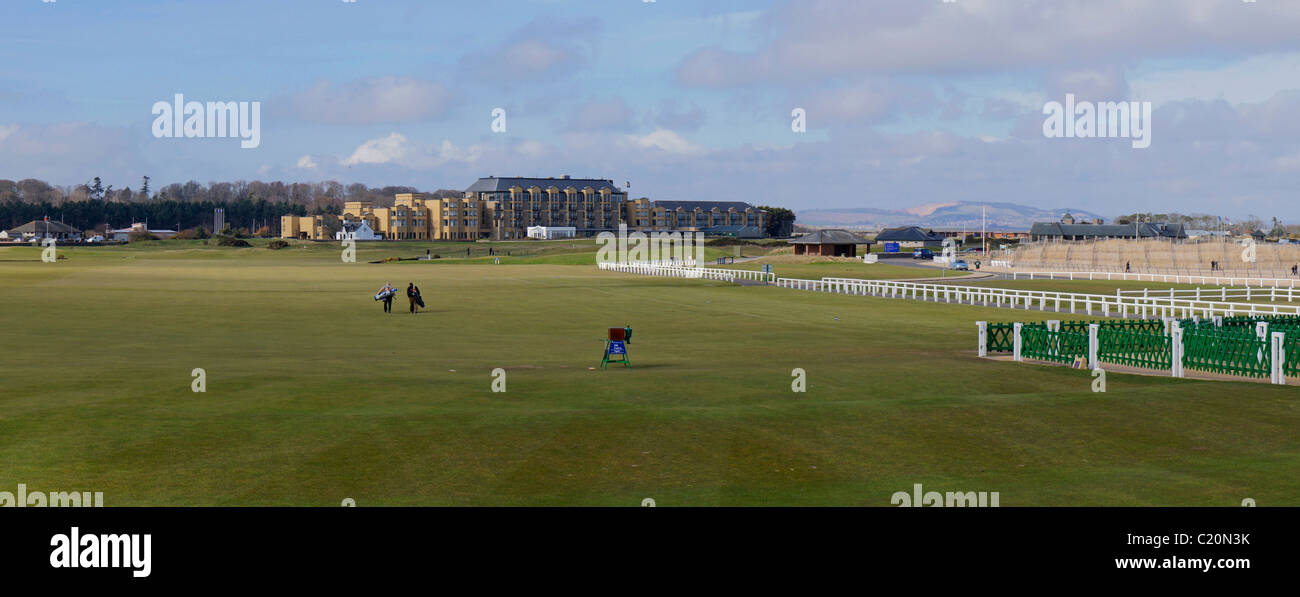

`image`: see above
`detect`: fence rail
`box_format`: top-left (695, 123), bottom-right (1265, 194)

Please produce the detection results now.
top-left (597, 262), bottom-right (774, 282)
top-left (1012, 271), bottom-right (1300, 288)
top-left (1115, 286), bottom-right (1298, 303)
top-left (599, 262), bottom-right (1300, 319)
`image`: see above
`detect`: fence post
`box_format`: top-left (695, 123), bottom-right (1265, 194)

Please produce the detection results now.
top-left (1013, 323), bottom-right (1023, 362)
top-left (976, 321), bottom-right (988, 357)
top-left (1257, 322), bottom-right (1269, 367)
top-left (1088, 323), bottom-right (1099, 370)
top-left (1171, 322), bottom-right (1184, 378)
top-left (1271, 332), bottom-right (1285, 385)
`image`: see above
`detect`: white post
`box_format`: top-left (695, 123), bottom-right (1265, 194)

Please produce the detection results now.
top-left (1271, 332), bottom-right (1285, 385)
top-left (1088, 323), bottom-right (1099, 370)
top-left (1257, 322), bottom-right (1269, 367)
top-left (977, 321), bottom-right (988, 357)
top-left (1171, 322), bottom-right (1184, 378)
top-left (1013, 323), bottom-right (1023, 362)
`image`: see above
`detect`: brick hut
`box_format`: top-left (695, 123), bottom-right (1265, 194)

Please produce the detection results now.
top-left (788, 229), bottom-right (870, 258)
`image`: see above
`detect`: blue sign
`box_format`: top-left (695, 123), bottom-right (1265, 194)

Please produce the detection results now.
top-left (884, 242), bottom-right (900, 253)
top-left (607, 340), bottom-right (627, 355)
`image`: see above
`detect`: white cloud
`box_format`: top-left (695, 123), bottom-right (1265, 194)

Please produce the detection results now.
top-left (676, 0), bottom-right (1300, 86)
top-left (343, 133), bottom-right (483, 169)
top-left (566, 98), bottom-right (636, 132)
top-left (296, 155), bottom-right (318, 169)
top-left (459, 17), bottom-right (602, 85)
top-left (285, 77), bottom-right (454, 124)
top-left (624, 129), bottom-right (705, 156)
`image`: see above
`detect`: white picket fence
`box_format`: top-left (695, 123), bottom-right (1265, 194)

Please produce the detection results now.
top-left (597, 262), bottom-right (774, 282)
top-left (1116, 286), bottom-right (1299, 303)
top-left (806, 277), bottom-right (1300, 319)
top-left (1012, 271), bottom-right (1300, 288)
top-left (598, 263), bottom-right (1300, 319)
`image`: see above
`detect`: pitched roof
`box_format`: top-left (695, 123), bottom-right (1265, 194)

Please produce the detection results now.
top-left (653, 200), bottom-right (758, 211)
top-left (6, 220), bottom-right (81, 234)
top-left (465, 176), bottom-right (623, 193)
top-left (788, 229), bottom-right (869, 244)
top-left (874, 226), bottom-right (944, 242)
top-left (1030, 222), bottom-right (1186, 238)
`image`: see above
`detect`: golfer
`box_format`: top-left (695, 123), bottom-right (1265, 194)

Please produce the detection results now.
top-left (378, 282), bottom-right (395, 313)
top-left (407, 283), bottom-right (419, 314)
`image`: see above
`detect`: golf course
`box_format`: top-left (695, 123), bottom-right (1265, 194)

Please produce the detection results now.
top-left (2, 238), bottom-right (1297, 506)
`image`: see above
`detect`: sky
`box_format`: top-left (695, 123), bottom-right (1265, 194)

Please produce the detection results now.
top-left (2, 0), bottom-right (1300, 219)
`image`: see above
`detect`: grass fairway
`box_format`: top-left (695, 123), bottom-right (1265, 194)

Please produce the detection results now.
top-left (2, 243), bottom-right (1299, 506)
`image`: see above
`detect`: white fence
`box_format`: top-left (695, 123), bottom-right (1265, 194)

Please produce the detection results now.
top-left (597, 262), bottom-right (774, 282)
top-left (806, 277), bottom-right (1300, 319)
top-left (1012, 271), bottom-right (1299, 288)
top-left (599, 263), bottom-right (1300, 319)
top-left (1115, 286), bottom-right (1298, 303)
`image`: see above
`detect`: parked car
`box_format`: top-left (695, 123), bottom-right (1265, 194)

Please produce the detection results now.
top-left (912, 248), bottom-right (934, 259)
top-left (950, 259), bottom-right (969, 271)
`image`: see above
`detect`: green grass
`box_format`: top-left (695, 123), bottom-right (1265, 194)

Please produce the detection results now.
top-left (1, 242), bottom-right (1298, 506)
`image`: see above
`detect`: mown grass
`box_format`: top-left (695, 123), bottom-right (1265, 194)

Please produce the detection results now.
top-left (1, 242), bottom-right (1297, 505)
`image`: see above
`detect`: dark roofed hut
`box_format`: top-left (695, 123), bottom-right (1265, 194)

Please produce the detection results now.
top-left (788, 229), bottom-right (870, 258)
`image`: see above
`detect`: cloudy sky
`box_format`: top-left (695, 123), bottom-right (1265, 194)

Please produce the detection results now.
top-left (3, 0), bottom-right (1300, 219)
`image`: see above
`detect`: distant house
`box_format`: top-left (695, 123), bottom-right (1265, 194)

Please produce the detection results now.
top-left (1185, 229), bottom-right (1229, 239)
top-left (526, 226), bottom-right (577, 240)
top-left (701, 225), bottom-right (765, 239)
top-left (874, 226), bottom-right (945, 248)
top-left (1029, 216), bottom-right (1186, 241)
top-left (336, 220), bottom-right (380, 241)
top-left (109, 223), bottom-right (176, 241)
top-left (788, 229), bottom-right (870, 257)
top-left (6, 220), bottom-right (82, 241)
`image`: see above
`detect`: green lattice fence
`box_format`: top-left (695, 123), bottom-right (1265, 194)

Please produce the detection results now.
top-left (1182, 329), bottom-right (1270, 379)
top-left (1020, 327), bottom-right (1089, 364)
top-left (987, 323), bottom-right (1015, 353)
top-left (1286, 337), bottom-right (1300, 378)
top-left (1098, 328), bottom-right (1171, 370)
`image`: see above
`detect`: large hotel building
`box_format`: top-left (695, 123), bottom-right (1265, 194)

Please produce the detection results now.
top-left (282, 176), bottom-right (767, 240)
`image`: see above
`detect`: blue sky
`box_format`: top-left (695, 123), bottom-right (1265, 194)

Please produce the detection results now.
top-left (3, 0), bottom-right (1300, 219)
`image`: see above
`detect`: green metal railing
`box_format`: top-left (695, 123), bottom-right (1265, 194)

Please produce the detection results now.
top-left (1021, 327), bottom-right (1089, 364)
top-left (1098, 328), bottom-right (1171, 370)
top-left (1285, 337), bottom-right (1300, 378)
top-left (987, 323), bottom-right (1015, 353)
top-left (1182, 329), bottom-right (1270, 379)
top-left (986, 316), bottom-right (1297, 381)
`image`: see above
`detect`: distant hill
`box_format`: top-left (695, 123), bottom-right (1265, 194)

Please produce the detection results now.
top-left (797, 202), bottom-right (1106, 231)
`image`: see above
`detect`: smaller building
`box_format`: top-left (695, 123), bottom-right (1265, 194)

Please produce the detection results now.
top-left (701, 225), bottom-right (765, 239)
top-left (788, 229), bottom-right (870, 257)
top-left (526, 226), bottom-right (577, 240)
top-left (109, 223), bottom-right (177, 241)
top-left (281, 215), bottom-right (340, 240)
top-left (6, 220), bottom-right (82, 241)
top-left (1029, 220), bottom-right (1186, 241)
top-left (336, 220), bottom-right (380, 241)
top-left (875, 226), bottom-right (946, 248)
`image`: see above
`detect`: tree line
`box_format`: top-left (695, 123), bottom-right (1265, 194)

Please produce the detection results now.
top-left (0, 177), bottom-right (444, 234)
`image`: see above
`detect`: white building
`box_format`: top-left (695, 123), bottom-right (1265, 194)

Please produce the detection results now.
top-left (526, 226), bottom-right (577, 240)
top-left (109, 223), bottom-right (177, 241)
top-left (336, 220), bottom-right (380, 241)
